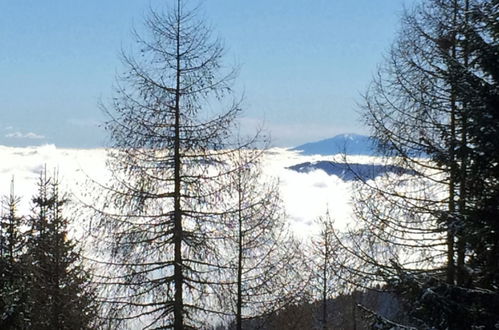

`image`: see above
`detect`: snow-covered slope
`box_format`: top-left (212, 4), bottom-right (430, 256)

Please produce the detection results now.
top-left (0, 144), bottom-right (390, 238)
top-left (292, 133), bottom-right (378, 156)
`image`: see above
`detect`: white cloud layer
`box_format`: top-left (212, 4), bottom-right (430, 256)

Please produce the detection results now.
top-left (5, 131), bottom-right (45, 139)
top-left (0, 145), bottom-right (369, 239)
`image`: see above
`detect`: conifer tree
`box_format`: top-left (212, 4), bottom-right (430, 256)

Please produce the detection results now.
top-left (0, 180), bottom-right (27, 329)
top-left (219, 149), bottom-right (306, 329)
top-left (25, 172), bottom-right (97, 329)
top-left (303, 0), bottom-right (499, 328)
top-left (310, 212), bottom-right (339, 330)
top-left (337, 0), bottom-right (499, 328)
top-left (454, 0), bottom-right (499, 290)
top-left (89, 1), bottom-right (256, 328)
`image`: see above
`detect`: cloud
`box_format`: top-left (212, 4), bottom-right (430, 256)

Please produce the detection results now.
top-left (0, 145), bottom-right (362, 239)
top-left (5, 131), bottom-right (45, 139)
top-left (67, 118), bottom-right (101, 128)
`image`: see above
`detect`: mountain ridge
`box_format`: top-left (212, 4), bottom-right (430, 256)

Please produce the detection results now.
top-left (292, 133), bottom-right (378, 156)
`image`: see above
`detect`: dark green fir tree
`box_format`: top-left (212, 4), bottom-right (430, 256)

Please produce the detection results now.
top-left (25, 171), bottom-right (98, 329)
top-left (0, 180), bottom-right (28, 329)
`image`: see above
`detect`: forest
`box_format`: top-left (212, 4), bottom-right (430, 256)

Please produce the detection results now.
top-left (1, 0), bottom-right (498, 329)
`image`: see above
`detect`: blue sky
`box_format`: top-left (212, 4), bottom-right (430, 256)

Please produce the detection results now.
top-left (0, 0), bottom-right (416, 148)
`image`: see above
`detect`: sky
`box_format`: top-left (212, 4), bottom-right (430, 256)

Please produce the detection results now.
top-left (0, 0), bottom-right (417, 148)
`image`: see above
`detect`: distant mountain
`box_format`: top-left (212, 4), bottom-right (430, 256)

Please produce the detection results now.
top-left (287, 161), bottom-right (418, 181)
top-left (292, 133), bottom-right (378, 156)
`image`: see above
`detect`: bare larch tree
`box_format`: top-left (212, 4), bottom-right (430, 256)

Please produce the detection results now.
top-left (218, 148), bottom-right (307, 330)
top-left (89, 1), bottom-right (250, 328)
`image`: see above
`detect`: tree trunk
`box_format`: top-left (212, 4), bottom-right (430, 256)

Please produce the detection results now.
top-left (236, 177), bottom-right (243, 330)
top-left (173, 2), bottom-right (184, 328)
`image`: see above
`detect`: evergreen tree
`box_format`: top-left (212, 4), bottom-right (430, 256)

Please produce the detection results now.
top-left (0, 180), bottom-right (28, 329)
top-left (333, 0), bottom-right (499, 328)
top-left (25, 172), bottom-right (97, 329)
top-left (455, 0), bottom-right (499, 290)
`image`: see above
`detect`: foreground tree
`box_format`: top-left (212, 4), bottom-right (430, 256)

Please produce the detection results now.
top-left (25, 172), bottom-right (98, 329)
top-left (334, 0), bottom-right (499, 328)
top-left (456, 0), bottom-right (499, 290)
top-left (90, 1), bottom-right (255, 328)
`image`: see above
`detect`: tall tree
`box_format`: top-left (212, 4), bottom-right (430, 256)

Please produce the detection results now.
top-left (454, 0), bottom-right (499, 290)
top-left (25, 172), bottom-right (98, 329)
top-left (357, 0), bottom-right (469, 286)
top-left (333, 0), bottom-right (499, 328)
top-left (355, 0), bottom-right (464, 280)
top-left (90, 1), bottom-right (251, 328)
top-left (0, 180), bottom-right (27, 329)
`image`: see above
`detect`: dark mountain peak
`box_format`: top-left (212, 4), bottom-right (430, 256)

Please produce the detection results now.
top-left (287, 161), bottom-right (418, 181)
top-left (292, 134), bottom-right (378, 156)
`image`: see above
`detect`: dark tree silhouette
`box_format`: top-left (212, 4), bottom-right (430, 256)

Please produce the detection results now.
top-left (89, 1), bottom-right (260, 328)
top-left (333, 0), bottom-right (499, 328)
top-left (25, 172), bottom-right (98, 329)
top-left (0, 180), bottom-right (27, 329)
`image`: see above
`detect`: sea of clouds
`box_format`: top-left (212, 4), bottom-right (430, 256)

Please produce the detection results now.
top-left (0, 144), bottom-right (374, 239)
